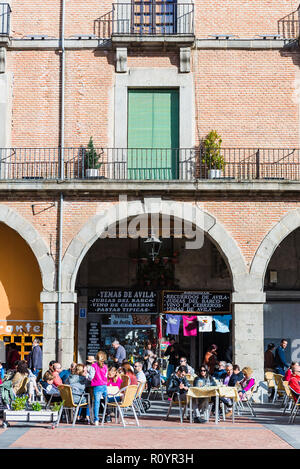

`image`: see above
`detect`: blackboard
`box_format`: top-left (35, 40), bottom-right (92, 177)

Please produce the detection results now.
top-left (87, 322), bottom-right (101, 356)
top-left (88, 290), bottom-right (158, 315)
top-left (162, 291), bottom-right (231, 314)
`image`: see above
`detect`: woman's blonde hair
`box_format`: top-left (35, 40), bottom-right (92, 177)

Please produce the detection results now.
top-left (96, 351), bottom-right (107, 368)
top-left (242, 366), bottom-right (253, 378)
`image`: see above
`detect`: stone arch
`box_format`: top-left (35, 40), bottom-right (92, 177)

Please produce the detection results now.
top-left (62, 199), bottom-right (248, 293)
top-left (250, 208), bottom-right (300, 291)
top-left (0, 205), bottom-right (55, 291)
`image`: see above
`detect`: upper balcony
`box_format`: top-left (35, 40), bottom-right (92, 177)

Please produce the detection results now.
top-left (1, 148), bottom-right (300, 195)
top-left (0, 3), bottom-right (11, 42)
top-left (95, 1), bottom-right (195, 46)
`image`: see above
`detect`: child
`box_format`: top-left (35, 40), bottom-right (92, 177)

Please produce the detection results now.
top-left (41, 371), bottom-right (60, 397)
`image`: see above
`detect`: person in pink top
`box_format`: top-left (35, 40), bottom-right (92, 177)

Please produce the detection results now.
top-left (239, 367), bottom-right (255, 401)
top-left (107, 366), bottom-right (123, 388)
top-left (91, 351), bottom-right (108, 426)
top-left (52, 363), bottom-right (63, 388)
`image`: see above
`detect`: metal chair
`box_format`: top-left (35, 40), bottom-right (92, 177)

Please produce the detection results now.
top-left (56, 384), bottom-right (91, 427)
top-left (133, 381), bottom-right (147, 415)
top-left (272, 374), bottom-right (285, 403)
top-left (165, 392), bottom-right (187, 423)
top-left (288, 387), bottom-right (300, 424)
top-left (101, 384), bottom-right (139, 427)
top-left (282, 380), bottom-right (294, 414)
top-left (236, 382), bottom-right (257, 417)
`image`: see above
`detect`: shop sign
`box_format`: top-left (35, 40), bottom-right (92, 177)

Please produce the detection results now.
top-left (88, 290), bottom-right (158, 314)
top-left (162, 291), bottom-right (231, 314)
top-left (0, 321), bottom-right (43, 334)
top-left (87, 322), bottom-right (101, 356)
top-left (110, 314), bottom-right (133, 325)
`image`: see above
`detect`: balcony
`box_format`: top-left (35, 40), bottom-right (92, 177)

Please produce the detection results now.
top-left (95, 1), bottom-right (194, 45)
top-left (0, 148), bottom-right (300, 185)
top-left (278, 6), bottom-right (299, 40)
top-left (0, 3), bottom-right (11, 39)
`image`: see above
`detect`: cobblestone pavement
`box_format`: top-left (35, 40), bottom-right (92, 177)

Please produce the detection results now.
top-left (0, 402), bottom-right (298, 450)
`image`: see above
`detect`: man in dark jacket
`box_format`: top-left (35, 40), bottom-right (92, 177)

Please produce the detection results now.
top-left (274, 339), bottom-right (289, 376)
top-left (28, 339), bottom-right (43, 377)
top-left (167, 365), bottom-right (190, 400)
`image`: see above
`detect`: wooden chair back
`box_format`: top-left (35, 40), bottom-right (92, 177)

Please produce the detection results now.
top-left (274, 374), bottom-right (285, 392)
top-left (265, 371), bottom-right (275, 388)
top-left (58, 384), bottom-right (75, 408)
top-left (120, 385), bottom-right (138, 408)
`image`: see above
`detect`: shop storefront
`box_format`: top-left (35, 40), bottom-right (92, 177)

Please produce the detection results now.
top-left (84, 288), bottom-right (232, 368)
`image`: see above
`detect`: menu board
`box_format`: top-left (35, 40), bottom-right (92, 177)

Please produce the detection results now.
top-left (88, 290), bottom-right (158, 314)
top-left (86, 322), bottom-right (101, 356)
top-left (162, 291), bottom-right (231, 314)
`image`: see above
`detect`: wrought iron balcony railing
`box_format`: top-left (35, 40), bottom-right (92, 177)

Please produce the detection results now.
top-left (1, 148), bottom-right (300, 182)
top-left (95, 2), bottom-right (194, 38)
top-left (278, 6), bottom-right (300, 40)
top-left (0, 3), bottom-right (11, 36)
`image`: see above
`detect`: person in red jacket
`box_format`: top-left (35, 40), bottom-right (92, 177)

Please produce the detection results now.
top-left (284, 362), bottom-right (299, 382)
top-left (288, 364), bottom-right (300, 402)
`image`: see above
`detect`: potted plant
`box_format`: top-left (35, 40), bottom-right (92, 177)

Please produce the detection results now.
top-left (202, 130), bottom-right (225, 179)
top-left (84, 136), bottom-right (102, 178)
top-left (3, 396), bottom-right (60, 427)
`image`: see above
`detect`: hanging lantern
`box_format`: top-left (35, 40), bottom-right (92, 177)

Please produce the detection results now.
top-left (144, 232), bottom-right (162, 262)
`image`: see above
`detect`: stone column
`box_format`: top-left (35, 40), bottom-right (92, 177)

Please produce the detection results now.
top-left (77, 295), bottom-right (88, 364)
top-left (232, 292), bottom-right (267, 402)
top-left (41, 291), bottom-right (77, 371)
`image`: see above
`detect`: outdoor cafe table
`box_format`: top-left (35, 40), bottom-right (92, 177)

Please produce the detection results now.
top-left (187, 385), bottom-right (239, 424)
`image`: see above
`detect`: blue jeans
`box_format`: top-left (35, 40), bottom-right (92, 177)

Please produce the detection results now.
top-left (167, 364), bottom-right (175, 380)
top-left (93, 385), bottom-right (107, 422)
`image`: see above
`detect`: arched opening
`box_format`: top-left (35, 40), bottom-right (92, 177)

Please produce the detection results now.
top-left (263, 227), bottom-right (300, 364)
top-left (74, 215), bottom-right (233, 370)
top-left (0, 223), bottom-right (43, 363)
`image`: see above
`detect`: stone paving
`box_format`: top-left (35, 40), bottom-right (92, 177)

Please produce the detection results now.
top-left (0, 401), bottom-right (298, 450)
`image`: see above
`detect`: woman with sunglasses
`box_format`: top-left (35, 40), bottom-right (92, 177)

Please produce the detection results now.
top-left (192, 366), bottom-right (217, 423)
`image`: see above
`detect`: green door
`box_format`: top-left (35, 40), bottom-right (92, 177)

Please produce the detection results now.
top-left (128, 89), bottom-right (179, 180)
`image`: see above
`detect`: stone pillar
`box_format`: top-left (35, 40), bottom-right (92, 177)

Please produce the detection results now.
top-left (41, 291), bottom-right (77, 371)
top-left (232, 292), bottom-right (267, 402)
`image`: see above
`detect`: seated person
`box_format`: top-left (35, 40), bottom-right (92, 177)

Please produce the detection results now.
top-left (284, 362), bottom-right (299, 382)
top-left (146, 360), bottom-right (166, 392)
top-left (40, 371), bottom-right (61, 400)
top-left (288, 364), bottom-right (300, 402)
top-left (120, 363), bottom-right (138, 386)
top-left (175, 357), bottom-right (194, 376)
top-left (66, 363), bottom-right (90, 422)
top-left (239, 367), bottom-right (255, 401)
top-left (12, 360), bottom-right (29, 396)
top-left (52, 363), bottom-right (63, 387)
top-left (167, 365), bottom-right (190, 401)
top-left (134, 361), bottom-right (147, 385)
top-left (60, 362), bottom-right (77, 383)
top-left (213, 361), bottom-right (227, 380)
top-left (192, 366), bottom-right (217, 423)
top-left (231, 364), bottom-right (244, 385)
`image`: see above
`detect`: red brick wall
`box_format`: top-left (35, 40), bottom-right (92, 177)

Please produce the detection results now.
top-left (9, 0), bottom-right (300, 38)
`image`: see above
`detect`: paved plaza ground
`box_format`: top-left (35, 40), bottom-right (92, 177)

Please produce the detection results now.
top-left (0, 400), bottom-right (300, 451)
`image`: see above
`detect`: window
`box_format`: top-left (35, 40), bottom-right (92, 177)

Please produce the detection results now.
top-left (132, 0), bottom-right (177, 35)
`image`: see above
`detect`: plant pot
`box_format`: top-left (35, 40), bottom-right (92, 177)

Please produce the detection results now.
top-left (208, 169), bottom-right (223, 179)
top-left (85, 168), bottom-right (99, 179)
top-left (3, 409), bottom-right (59, 423)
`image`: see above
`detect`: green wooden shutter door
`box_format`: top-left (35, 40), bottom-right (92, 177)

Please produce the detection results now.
top-left (128, 89), bottom-right (179, 180)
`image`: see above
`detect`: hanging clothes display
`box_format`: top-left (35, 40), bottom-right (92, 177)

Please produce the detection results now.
top-left (166, 314), bottom-right (181, 336)
top-left (197, 315), bottom-right (213, 332)
top-left (182, 315), bottom-right (197, 337)
top-left (213, 315), bottom-right (232, 333)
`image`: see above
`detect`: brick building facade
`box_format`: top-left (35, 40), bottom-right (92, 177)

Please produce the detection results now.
top-left (1, 1), bottom-right (300, 388)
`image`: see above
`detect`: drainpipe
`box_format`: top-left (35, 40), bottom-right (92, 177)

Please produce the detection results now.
top-left (57, 0), bottom-right (66, 364)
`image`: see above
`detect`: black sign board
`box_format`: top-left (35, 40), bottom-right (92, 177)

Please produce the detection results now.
top-left (88, 290), bottom-right (158, 315)
top-left (87, 322), bottom-right (101, 356)
top-left (162, 290), bottom-right (231, 314)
